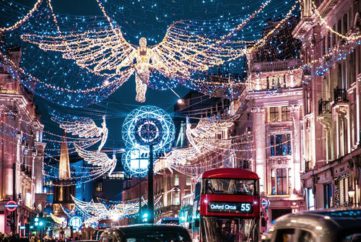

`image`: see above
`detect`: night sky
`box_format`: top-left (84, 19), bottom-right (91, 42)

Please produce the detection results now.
top-left (1, 0), bottom-right (297, 153)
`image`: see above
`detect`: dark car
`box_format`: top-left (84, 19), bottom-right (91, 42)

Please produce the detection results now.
top-left (99, 224), bottom-right (192, 242)
top-left (263, 209), bottom-right (361, 242)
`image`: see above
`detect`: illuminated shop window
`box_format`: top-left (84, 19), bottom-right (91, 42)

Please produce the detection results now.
top-left (173, 191), bottom-right (180, 205)
top-left (95, 182), bottom-right (103, 192)
top-left (186, 177), bottom-right (192, 186)
top-left (174, 174), bottom-right (179, 186)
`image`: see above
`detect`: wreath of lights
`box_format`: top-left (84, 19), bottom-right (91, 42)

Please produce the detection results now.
top-left (122, 106), bottom-right (175, 151)
top-left (122, 106), bottom-right (175, 176)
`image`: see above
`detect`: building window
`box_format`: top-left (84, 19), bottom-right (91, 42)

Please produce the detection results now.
top-left (306, 188), bottom-right (315, 210)
top-left (173, 191), bottom-right (180, 205)
top-left (270, 134), bottom-right (292, 156)
top-left (174, 174), bottom-right (179, 186)
top-left (269, 107), bottom-right (279, 122)
top-left (271, 168), bottom-right (288, 195)
top-left (95, 182), bottom-right (103, 192)
top-left (186, 177), bottom-right (192, 186)
top-left (324, 183), bottom-right (332, 209)
top-left (281, 106), bottom-right (291, 121)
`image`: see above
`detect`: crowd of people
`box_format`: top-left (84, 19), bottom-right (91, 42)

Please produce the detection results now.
top-left (0, 232), bottom-right (82, 242)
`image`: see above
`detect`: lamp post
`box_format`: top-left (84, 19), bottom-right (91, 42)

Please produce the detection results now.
top-left (148, 144), bottom-right (154, 223)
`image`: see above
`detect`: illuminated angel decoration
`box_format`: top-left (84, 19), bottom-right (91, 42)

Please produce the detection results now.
top-left (55, 115), bottom-right (108, 152)
top-left (21, 22), bottom-right (248, 102)
top-left (74, 144), bottom-right (116, 176)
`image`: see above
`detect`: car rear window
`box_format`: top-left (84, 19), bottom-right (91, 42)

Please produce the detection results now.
top-left (123, 227), bottom-right (191, 242)
top-left (342, 233), bottom-right (361, 242)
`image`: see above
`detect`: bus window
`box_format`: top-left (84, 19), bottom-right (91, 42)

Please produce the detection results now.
top-left (204, 179), bottom-right (257, 195)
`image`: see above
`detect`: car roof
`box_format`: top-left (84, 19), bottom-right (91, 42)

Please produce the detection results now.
top-left (113, 224), bottom-right (188, 232)
top-left (274, 209), bottom-right (361, 232)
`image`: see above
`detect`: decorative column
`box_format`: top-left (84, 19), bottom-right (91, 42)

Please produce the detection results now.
top-left (356, 76), bottom-right (361, 145)
top-left (34, 141), bottom-right (46, 194)
top-left (252, 106), bottom-right (266, 194)
top-left (0, 105), bottom-right (5, 199)
top-left (3, 111), bottom-right (16, 197)
top-left (15, 129), bottom-right (22, 199)
top-left (31, 148), bottom-right (37, 209)
top-left (291, 104), bottom-right (301, 193)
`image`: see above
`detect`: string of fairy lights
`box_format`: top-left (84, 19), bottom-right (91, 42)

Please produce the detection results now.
top-left (0, 0), bottom-right (299, 107)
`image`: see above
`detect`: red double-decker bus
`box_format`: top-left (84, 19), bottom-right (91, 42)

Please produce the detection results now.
top-left (191, 168), bottom-right (260, 242)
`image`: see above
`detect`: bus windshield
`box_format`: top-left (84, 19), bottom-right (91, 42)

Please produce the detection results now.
top-left (204, 179), bottom-right (258, 196)
top-left (202, 217), bottom-right (258, 242)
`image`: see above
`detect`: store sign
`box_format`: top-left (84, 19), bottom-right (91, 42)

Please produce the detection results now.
top-left (261, 198), bottom-right (270, 209)
top-left (208, 202), bottom-right (252, 213)
top-left (5, 201), bottom-right (18, 212)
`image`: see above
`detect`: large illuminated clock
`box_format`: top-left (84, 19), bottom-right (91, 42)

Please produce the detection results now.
top-left (122, 105), bottom-right (175, 176)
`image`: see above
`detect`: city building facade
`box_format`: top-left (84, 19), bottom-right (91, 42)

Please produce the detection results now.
top-left (242, 58), bottom-right (305, 224)
top-left (293, 0), bottom-right (361, 209)
top-left (0, 48), bottom-right (45, 234)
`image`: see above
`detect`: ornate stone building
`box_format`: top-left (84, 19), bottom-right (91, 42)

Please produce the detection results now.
top-left (240, 58), bottom-right (305, 224)
top-left (293, 0), bottom-right (361, 209)
top-left (0, 48), bottom-right (45, 234)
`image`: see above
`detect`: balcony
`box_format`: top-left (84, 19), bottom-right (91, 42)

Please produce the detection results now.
top-left (251, 59), bottom-right (301, 73)
top-left (333, 88), bottom-right (348, 104)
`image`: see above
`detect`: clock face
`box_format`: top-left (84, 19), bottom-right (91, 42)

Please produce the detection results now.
top-left (135, 119), bottom-right (160, 145)
top-left (122, 105), bottom-right (175, 152)
top-left (122, 105), bottom-right (175, 177)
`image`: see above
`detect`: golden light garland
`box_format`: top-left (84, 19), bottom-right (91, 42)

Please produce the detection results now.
top-left (311, 0), bottom-right (361, 41)
top-left (19, 0), bottom-right (281, 102)
top-left (0, 51), bottom-right (134, 94)
top-left (0, 0), bottom-right (43, 33)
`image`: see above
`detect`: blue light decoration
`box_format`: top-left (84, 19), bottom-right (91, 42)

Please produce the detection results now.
top-left (122, 105), bottom-right (175, 176)
top-left (69, 216), bottom-right (83, 230)
top-left (122, 148), bottom-right (150, 177)
top-left (122, 105), bottom-right (175, 152)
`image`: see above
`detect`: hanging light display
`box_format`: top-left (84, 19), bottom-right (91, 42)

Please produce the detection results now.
top-left (122, 105), bottom-right (175, 177)
top-left (0, 0), bottom-right (298, 106)
top-left (52, 115), bottom-right (108, 152)
top-left (122, 105), bottom-right (175, 152)
top-left (154, 115), bottom-right (238, 176)
top-left (72, 195), bottom-right (162, 225)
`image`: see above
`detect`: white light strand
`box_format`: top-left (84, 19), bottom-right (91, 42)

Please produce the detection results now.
top-left (0, 0), bottom-right (43, 33)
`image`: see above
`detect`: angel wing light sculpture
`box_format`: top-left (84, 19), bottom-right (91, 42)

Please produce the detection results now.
top-left (21, 22), bottom-right (248, 102)
top-left (54, 115), bottom-right (108, 152)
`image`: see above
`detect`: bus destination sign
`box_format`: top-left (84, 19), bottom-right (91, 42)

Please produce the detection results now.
top-left (208, 202), bottom-right (252, 213)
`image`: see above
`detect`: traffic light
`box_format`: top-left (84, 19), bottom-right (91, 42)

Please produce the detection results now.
top-left (140, 208), bottom-right (150, 223)
top-left (141, 211), bottom-right (149, 223)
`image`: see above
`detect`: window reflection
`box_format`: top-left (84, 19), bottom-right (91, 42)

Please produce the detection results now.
top-left (204, 179), bottom-right (257, 195)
